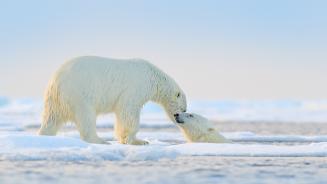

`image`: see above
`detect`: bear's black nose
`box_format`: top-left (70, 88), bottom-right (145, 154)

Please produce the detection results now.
top-left (174, 114), bottom-right (184, 123)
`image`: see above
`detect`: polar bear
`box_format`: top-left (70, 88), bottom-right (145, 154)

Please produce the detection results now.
top-left (174, 113), bottom-right (229, 143)
top-left (38, 56), bottom-right (187, 145)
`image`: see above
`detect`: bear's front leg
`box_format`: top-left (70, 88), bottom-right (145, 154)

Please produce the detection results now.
top-left (114, 109), bottom-right (149, 145)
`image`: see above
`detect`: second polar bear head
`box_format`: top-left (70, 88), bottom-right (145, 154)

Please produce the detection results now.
top-left (174, 113), bottom-right (230, 143)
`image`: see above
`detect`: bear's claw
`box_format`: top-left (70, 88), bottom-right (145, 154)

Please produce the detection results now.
top-left (130, 139), bottom-right (149, 145)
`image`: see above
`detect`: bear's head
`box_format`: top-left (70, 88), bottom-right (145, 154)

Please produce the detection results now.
top-left (175, 113), bottom-right (230, 143)
top-left (162, 87), bottom-right (187, 122)
top-left (154, 76), bottom-right (187, 122)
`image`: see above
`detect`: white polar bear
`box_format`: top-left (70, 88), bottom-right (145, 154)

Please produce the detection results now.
top-left (38, 56), bottom-right (187, 145)
top-left (174, 113), bottom-right (230, 143)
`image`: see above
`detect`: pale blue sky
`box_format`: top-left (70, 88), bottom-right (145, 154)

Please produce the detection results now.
top-left (0, 0), bottom-right (326, 99)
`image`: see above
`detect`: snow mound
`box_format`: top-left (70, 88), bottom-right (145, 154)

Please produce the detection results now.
top-left (0, 133), bottom-right (178, 161)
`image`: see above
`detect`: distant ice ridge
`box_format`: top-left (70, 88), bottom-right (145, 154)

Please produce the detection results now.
top-left (0, 97), bottom-right (327, 131)
top-left (1, 131), bottom-right (327, 161)
top-left (189, 100), bottom-right (327, 123)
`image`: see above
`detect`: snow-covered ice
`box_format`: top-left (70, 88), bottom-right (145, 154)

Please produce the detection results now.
top-left (1, 97), bottom-right (327, 161)
top-left (1, 97), bottom-right (327, 183)
top-left (1, 131), bottom-right (327, 162)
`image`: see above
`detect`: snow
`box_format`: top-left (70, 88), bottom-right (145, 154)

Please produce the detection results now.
top-left (62, 131), bottom-right (327, 143)
top-left (169, 143), bottom-right (327, 157)
top-left (1, 131), bottom-right (327, 161)
top-left (225, 132), bottom-right (327, 142)
top-left (0, 133), bottom-right (178, 161)
top-left (1, 97), bottom-right (327, 162)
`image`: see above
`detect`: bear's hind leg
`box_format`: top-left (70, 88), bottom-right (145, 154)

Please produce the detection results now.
top-left (38, 114), bottom-right (63, 136)
top-left (115, 109), bottom-right (148, 145)
top-left (74, 108), bottom-right (108, 144)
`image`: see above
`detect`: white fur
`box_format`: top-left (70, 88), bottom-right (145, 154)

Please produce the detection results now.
top-left (175, 113), bottom-right (229, 143)
top-left (38, 56), bottom-right (187, 145)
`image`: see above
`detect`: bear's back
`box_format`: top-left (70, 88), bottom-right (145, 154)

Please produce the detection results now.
top-left (49, 56), bottom-right (158, 112)
top-left (63, 56), bottom-right (149, 73)
top-left (55, 56), bottom-right (154, 83)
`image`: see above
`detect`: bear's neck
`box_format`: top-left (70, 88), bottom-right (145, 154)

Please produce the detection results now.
top-left (148, 65), bottom-right (174, 104)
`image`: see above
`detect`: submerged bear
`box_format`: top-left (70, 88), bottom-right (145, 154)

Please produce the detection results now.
top-left (38, 56), bottom-right (187, 145)
top-left (175, 113), bottom-right (230, 143)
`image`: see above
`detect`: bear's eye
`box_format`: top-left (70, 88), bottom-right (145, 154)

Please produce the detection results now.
top-left (189, 114), bottom-right (194, 118)
top-left (177, 92), bottom-right (180, 98)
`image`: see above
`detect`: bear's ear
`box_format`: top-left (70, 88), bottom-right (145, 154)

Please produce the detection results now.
top-left (208, 128), bottom-right (215, 132)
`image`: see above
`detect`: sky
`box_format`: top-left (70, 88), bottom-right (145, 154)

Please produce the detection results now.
top-left (0, 0), bottom-right (326, 100)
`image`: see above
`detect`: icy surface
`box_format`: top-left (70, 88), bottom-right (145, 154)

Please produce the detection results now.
top-left (1, 97), bottom-right (327, 183)
top-left (1, 97), bottom-right (327, 161)
top-left (1, 131), bottom-right (327, 162)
